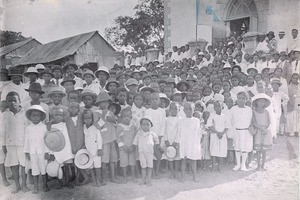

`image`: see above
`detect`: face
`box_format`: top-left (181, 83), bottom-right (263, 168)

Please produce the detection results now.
top-left (214, 102), bottom-right (222, 114)
top-left (68, 105), bottom-right (79, 116)
top-left (274, 69), bottom-right (282, 77)
top-left (66, 66), bottom-right (76, 76)
top-left (192, 92), bottom-right (201, 102)
top-left (236, 93), bottom-right (247, 107)
top-left (42, 74), bottom-right (52, 82)
top-left (169, 103), bottom-right (178, 117)
top-left (84, 74), bottom-right (94, 85)
top-left (121, 111), bottom-right (132, 125)
top-left (231, 78), bottom-right (239, 86)
top-left (108, 83), bottom-right (117, 92)
top-left (254, 74), bottom-right (262, 83)
top-left (53, 69), bottom-right (62, 79)
top-left (202, 87), bottom-right (212, 97)
top-left (11, 75), bottom-right (22, 84)
top-left (183, 103), bottom-right (193, 118)
top-left (164, 87), bottom-right (173, 99)
top-left (292, 29), bottom-right (298, 39)
top-left (225, 98), bottom-right (234, 109)
top-left (83, 111), bottom-right (93, 127)
top-left (68, 92), bottom-right (79, 103)
top-left (232, 67), bottom-right (240, 74)
top-left (271, 82), bottom-right (280, 91)
top-left (257, 99), bottom-right (266, 108)
top-left (51, 93), bottom-right (63, 105)
top-left (212, 84), bottom-right (221, 94)
top-left (158, 82), bottom-right (166, 93)
top-left (63, 82), bottom-right (74, 93)
top-left (97, 71), bottom-right (108, 82)
top-left (117, 91), bottom-right (127, 104)
top-left (222, 82), bottom-right (231, 92)
top-left (27, 73), bottom-right (38, 82)
top-left (52, 112), bottom-right (64, 123)
top-left (118, 76), bottom-right (126, 85)
top-left (186, 91), bottom-right (193, 102)
top-left (291, 74), bottom-right (299, 84)
top-left (98, 100), bottom-right (110, 110)
top-left (6, 95), bottom-right (20, 110)
top-left (141, 119), bottom-right (151, 132)
top-left (127, 85), bottom-right (138, 93)
top-left (247, 76), bottom-right (254, 85)
top-left (83, 95), bottom-right (94, 107)
top-left (151, 93), bottom-right (160, 108)
top-left (143, 77), bottom-right (151, 86)
top-left (134, 95), bottom-right (144, 108)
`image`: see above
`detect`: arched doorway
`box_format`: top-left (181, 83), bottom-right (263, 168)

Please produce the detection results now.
top-left (225, 0), bottom-right (258, 37)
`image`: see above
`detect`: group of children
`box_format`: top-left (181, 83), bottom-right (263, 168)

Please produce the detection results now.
top-left (0, 33), bottom-right (299, 195)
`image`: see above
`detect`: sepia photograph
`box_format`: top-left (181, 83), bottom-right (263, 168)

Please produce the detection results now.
top-left (0, 0), bottom-right (299, 199)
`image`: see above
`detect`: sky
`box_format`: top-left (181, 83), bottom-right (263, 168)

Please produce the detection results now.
top-left (0, 0), bottom-right (137, 44)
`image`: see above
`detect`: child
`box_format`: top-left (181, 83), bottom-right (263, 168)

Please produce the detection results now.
top-left (116, 107), bottom-right (137, 183)
top-left (251, 94), bottom-right (273, 170)
top-left (48, 87), bottom-right (69, 120)
top-left (201, 111), bottom-right (211, 171)
top-left (82, 109), bottom-right (103, 187)
top-left (3, 92), bottom-right (29, 193)
top-left (163, 102), bottom-right (181, 179)
top-left (223, 97), bottom-right (235, 163)
top-left (83, 70), bottom-right (100, 95)
top-left (230, 91), bottom-right (253, 171)
top-left (51, 65), bottom-right (63, 86)
top-left (133, 116), bottom-right (159, 186)
top-left (40, 69), bottom-right (56, 104)
top-left (48, 107), bottom-right (74, 189)
top-left (207, 101), bottom-right (230, 171)
top-left (24, 105), bottom-right (49, 194)
top-left (178, 102), bottom-right (202, 182)
top-left (61, 77), bottom-right (76, 106)
top-left (116, 87), bottom-right (129, 110)
top-left (94, 91), bottom-right (118, 184)
top-left (80, 89), bottom-right (98, 112)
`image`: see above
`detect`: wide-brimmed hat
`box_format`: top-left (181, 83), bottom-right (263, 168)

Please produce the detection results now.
top-left (47, 86), bottom-right (66, 98)
top-left (150, 72), bottom-right (159, 78)
top-left (8, 67), bottom-right (23, 77)
top-left (46, 160), bottom-right (63, 179)
top-left (186, 76), bottom-right (197, 82)
top-left (165, 146), bottom-right (177, 159)
top-left (231, 65), bottom-right (241, 72)
top-left (279, 51), bottom-right (287, 56)
top-left (74, 68), bottom-right (83, 76)
top-left (271, 78), bottom-right (282, 86)
top-left (176, 80), bottom-right (190, 91)
top-left (51, 65), bottom-right (63, 73)
top-left (35, 64), bottom-right (45, 70)
top-left (142, 73), bottom-right (152, 80)
top-left (80, 63), bottom-right (91, 70)
top-left (105, 78), bottom-right (120, 91)
top-left (74, 149), bottom-right (94, 169)
top-left (125, 78), bottom-right (139, 86)
top-left (39, 68), bottom-right (54, 78)
top-left (159, 93), bottom-right (170, 107)
top-left (26, 105), bottom-right (47, 121)
top-left (131, 70), bottom-right (142, 77)
top-left (252, 93), bottom-right (271, 108)
top-left (24, 67), bottom-right (39, 77)
top-left (247, 67), bottom-right (258, 74)
top-left (80, 89), bottom-right (97, 101)
top-left (63, 62), bottom-right (78, 72)
top-left (61, 76), bottom-right (76, 86)
top-left (25, 82), bottom-right (45, 94)
top-left (96, 91), bottom-right (110, 104)
top-left (95, 66), bottom-right (110, 78)
top-left (44, 128), bottom-right (66, 152)
top-left (293, 47), bottom-right (300, 53)
top-left (139, 67), bottom-right (147, 72)
top-left (266, 31), bottom-right (275, 37)
top-left (82, 69), bottom-right (95, 79)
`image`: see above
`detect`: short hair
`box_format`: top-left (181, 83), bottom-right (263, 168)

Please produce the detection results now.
top-left (6, 91), bottom-right (20, 101)
top-left (81, 109), bottom-right (94, 121)
top-left (117, 87), bottom-right (128, 95)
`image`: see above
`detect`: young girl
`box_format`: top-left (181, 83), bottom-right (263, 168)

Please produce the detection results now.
top-left (24, 105), bottom-right (49, 194)
top-left (82, 109), bottom-right (103, 187)
top-left (116, 107), bottom-right (137, 183)
top-left (230, 91), bottom-right (253, 171)
top-left (178, 102), bottom-right (202, 182)
top-left (133, 116), bottom-right (159, 186)
top-left (251, 94), bottom-right (273, 170)
top-left (163, 102), bottom-right (181, 179)
top-left (207, 101), bottom-right (230, 171)
top-left (131, 93), bottom-right (146, 128)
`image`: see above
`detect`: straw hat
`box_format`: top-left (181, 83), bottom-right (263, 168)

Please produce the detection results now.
top-left (252, 93), bottom-right (271, 108)
top-left (247, 67), bottom-right (258, 74)
top-left (47, 87), bottom-right (66, 98)
top-left (159, 93), bottom-right (170, 107)
top-left (140, 114), bottom-right (153, 127)
top-left (25, 105), bottom-right (46, 121)
top-left (24, 67), bottom-right (39, 77)
top-left (44, 129), bottom-right (66, 152)
top-left (95, 66), bottom-right (110, 78)
top-left (165, 146), bottom-right (177, 159)
top-left (46, 160), bottom-right (63, 179)
top-left (51, 65), bottom-right (62, 73)
top-left (8, 67), bottom-right (23, 77)
top-left (105, 78), bottom-right (120, 91)
top-left (140, 86), bottom-right (155, 93)
top-left (74, 149), bottom-right (94, 169)
top-left (25, 82), bottom-right (45, 94)
top-left (96, 91), bottom-right (110, 104)
top-left (176, 80), bottom-right (190, 91)
top-left (271, 78), bottom-right (282, 86)
top-left (63, 62), bottom-right (78, 72)
top-left (39, 68), bottom-right (54, 78)
top-left (35, 64), bottom-right (45, 70)
top-left (80, 89), bottom-right (97, 101)
top-left (125, 78), bottom-right (139, 86)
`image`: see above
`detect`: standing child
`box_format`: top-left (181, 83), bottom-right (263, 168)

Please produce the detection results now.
top-left (178, 102), bottom-right (202, 182)
top-left (133, 116), bottom-right (159, 186)
top-left (207, 101), bottom-right (230, 171)
top-left (201, 111), bottom-right (211, 171)
top-left (131, 93), bottom-right (145, 128)
top-left (3, 92), bottom-right (29, 193)
top-left (116, 107), bottom-right (137, 183)
top-left (82, 109), bottom-right (103, 187)
top-left (252, 94), bottom-right (273, 170)
top-left (24, 105), bottom-right (49, 194)
top-left (163, 102), bottom-right (181, 179)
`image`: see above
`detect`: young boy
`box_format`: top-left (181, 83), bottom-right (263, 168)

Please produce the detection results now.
top-left (116, 87), bottom-right (129, 110)
top-left (40, 68), bottom-right (56, 104)
top-left (24, 105), bottom-right (49, 194)
top-left (61, 77), bottom-right (76, 107)
top-left (48, 87), bottom-right (69, 120)
top-left (83, 70), bottom-right (100, 95)
top-left (0, 100), bottom-right (9, 187)
top-left (116, 107), bottom-right (137, 183)
top-left (133, 115), bottom-right (159, 186)
top-left (3, 92), bottom-right (29, 193)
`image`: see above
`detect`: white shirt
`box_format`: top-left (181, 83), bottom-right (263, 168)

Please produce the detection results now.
top-left (84, 125), bottom-right (103, 156)
top-left (1, 82), bottom-right (29, 105)
top-left (256, 40), bottom-right (269, 53)
top-left (24, 122), bottom-right (49, 154)
top-left (288, 37), bottom-right (300, 53)
top-left (277, 37), bottom-right (288, 53)
top-left (291, 59), bottom-right (300, 75)
top-left (83, 82), bottom-right (100, 95)
top-left (144, 108), bottom-right (166, 137)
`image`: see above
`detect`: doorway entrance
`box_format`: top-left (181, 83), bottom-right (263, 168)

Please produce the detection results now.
top-left (229, 17), bottom-right (250, 37)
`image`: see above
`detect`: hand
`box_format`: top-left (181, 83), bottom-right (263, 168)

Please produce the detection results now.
top-left (25, 153), bottom-right (30, 161)
top-left (97, 149), bottom-right (103, 156)
top-left (165, 141), bottom-right (170, 147)
top-left (49, 154), bottom-right (55, 162)
top-left (171, 142), bottom-right (177, 147)
top-left (2, 146), bottom-right (7, 155)
top-left (46, 120), bottom-right (54, 131)
top-left (44, 153), bottom-right (49, 160)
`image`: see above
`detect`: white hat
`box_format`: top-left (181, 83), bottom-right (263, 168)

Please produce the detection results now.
top-left (26, 105), bottom-right (46, 121)
top-left (35, 64), bottom-right (45, 70)
top-left (165, 146), bottom-right (177, 159)
top-left (74, 149), bottom-right (94, 169)
top-left (46, 160), bottom-right (63, 179)
top-left (24, 67), bottom-right (39, 76)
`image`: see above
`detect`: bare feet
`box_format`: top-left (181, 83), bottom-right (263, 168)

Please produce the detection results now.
top-left (132, 178), bottom-right (138, 183)
top-left (79, 178), bottom-right (90, 186)
top-left (193, 176), bottom-right (198, 183)
top-left (3, 180), bottom-right (10, 187)
top-left (11, 185), bottom-right (21, 194)
top-left (32, 187), bottom-right (39, 194)
top-left (43, 185), bottom-right (50, 192)
top-left (139, 181), bottom-right (145, 186)
top-left (21, 185), bottom-right (30, 193)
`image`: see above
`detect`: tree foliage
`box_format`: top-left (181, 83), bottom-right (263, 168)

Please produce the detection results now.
top-left (0, 30), bottom-right (28, 47)
top-left (105, 0), bottom-right (164, 50)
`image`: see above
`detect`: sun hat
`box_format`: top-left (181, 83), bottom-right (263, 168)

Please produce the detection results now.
top-left (80, 89), bottom-right (97, 101)
top-left (25, 105), bottom-right (46, 121)
top-left (159, 93), bottom-right (170, 107)
top-left (140, 86), bottom-right (155, 93)
top-left (46, 160), bottom-right (63, 179)
top-left (95, 66), bottom-right (110, 78)
top-left (39, 68), bottom-right (54, 78)
top-left (131, 70), bottom-right (142, 77)
top-left (24, 67), bottom-right (39, 77)
top-left (61, 76), bottom-right (76, 86)
top-left (170, 91), bottom-right (184, 101)
top-left (186, 76), bottom-right (197, 82)
top-left (82, 69), bottom-right (95, 79)
top-left (74, 149), bottom-right (94, 169)
top-left (105, 78), bottom-right (120, 91)
top-left (62, 62), bottom-right (78, 72)
top-left (109, 69), bottom-right (117, 75)
top-left (96, 91), bottom-right (110, 104)
top-left (47, 86), bottom-right (66, 98)
top-left (125, 78), bottom-right (139, 86)
top-left (293, 47), bottom-right (300, 53)
top-left (139, 67), bottom-right (147, 72)
top-left (35, 64), bottom-right (45, 70)
top-left (44, 129), bottom-right (66, 152)
top-left (51, 65), bottom-right (62, 73)
top-left (252, 93), bottom-right (271, 108)
top-left (278, 31), bottom-right (285, 35)
top-left (231, 65), bottom-right (242, 72)
top-left (142, 73), bottom-right (152, 80)
top-left (165, 146), bottom-right (177, 159)
top-left (150, 72), bottom-right (159, 78)
top-left (25, 82), bottom-right (45, 94)
top-left (266, 31), bottom-right (275, 37)
top-left (80, 63), bottom-right (91, 71)
top-left (279, 51), bottom-right (287, 56)
top-left (176, 80), bottom-right (190, 91)
top-left (271, 78), bottom-right (282, 86)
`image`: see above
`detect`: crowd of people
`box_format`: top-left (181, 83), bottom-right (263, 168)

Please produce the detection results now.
top-left (0, 28), bottom-right (299, 195)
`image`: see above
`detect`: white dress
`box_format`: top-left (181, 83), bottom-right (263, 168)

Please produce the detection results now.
top-left (178, 117), bottom-right (202, 160)
top-left (51, 122), bottom-right (74, 164)
top-left (230, 106), bottom-right (253, 152)
top-left (206, 113), bottom-right (230, 157)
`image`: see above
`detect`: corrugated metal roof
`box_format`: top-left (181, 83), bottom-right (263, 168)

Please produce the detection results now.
top-left (14, 31), bottom-right (114, 66)
top-left (0, 38), bottom-right (40, 56)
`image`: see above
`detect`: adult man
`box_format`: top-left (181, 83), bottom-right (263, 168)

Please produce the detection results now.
top-left (277, 31), bottom-right (288, 53)
top-left (288, 29), bottom-right (300, 53)
top-left (266, 31), bottom-right (277, 53)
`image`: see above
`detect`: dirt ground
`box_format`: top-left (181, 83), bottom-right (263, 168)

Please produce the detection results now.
top-left (0, 135), bottom-right (298, 200)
